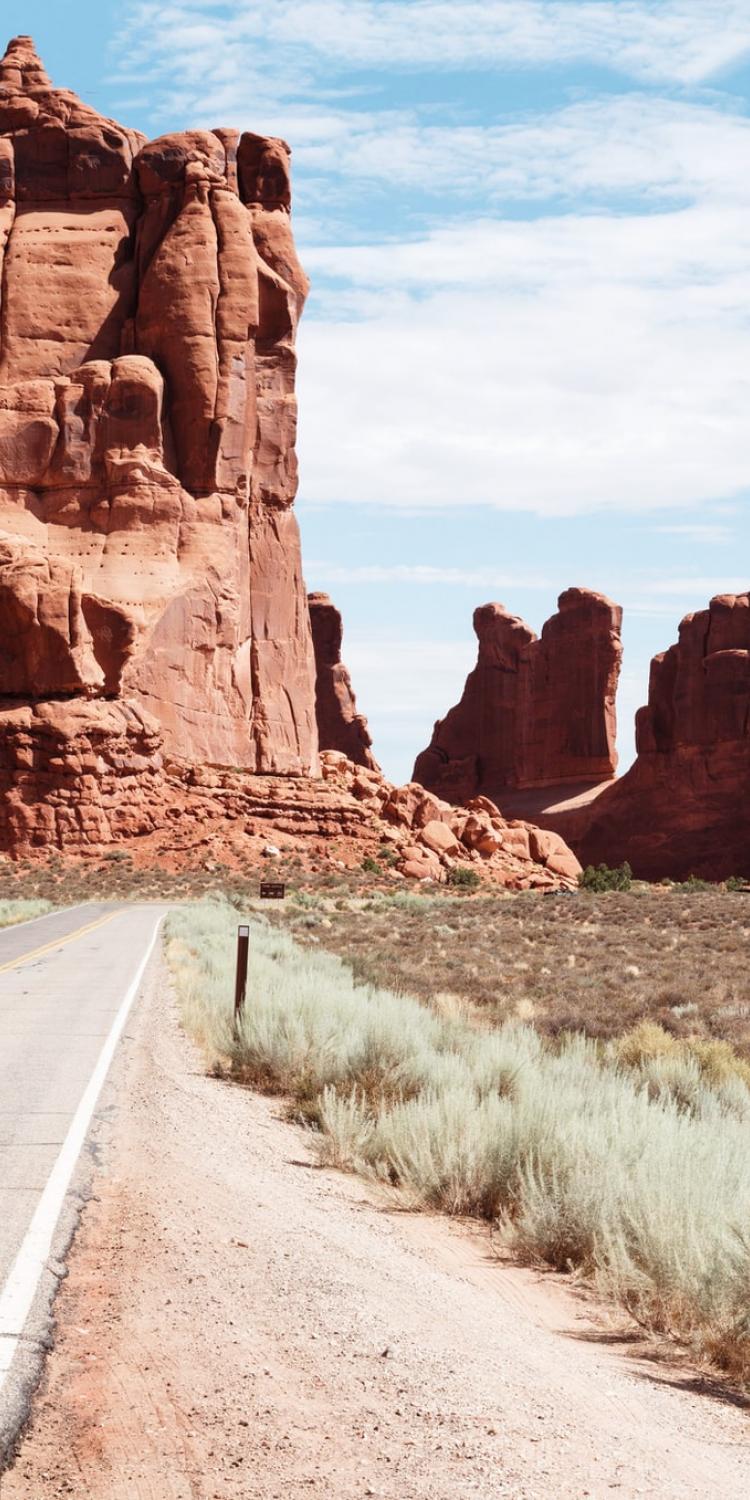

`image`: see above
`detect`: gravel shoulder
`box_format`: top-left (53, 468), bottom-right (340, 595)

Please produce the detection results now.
top-left (3, 951), bottom-right (750, 1500)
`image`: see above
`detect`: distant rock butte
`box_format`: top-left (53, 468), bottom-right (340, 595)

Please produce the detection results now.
top-left (413, 589), bottom-right (623, 805)
top-left (308, 593), bottom-right (378, 770)
top-left (564, 592), bottom-right (750, 880)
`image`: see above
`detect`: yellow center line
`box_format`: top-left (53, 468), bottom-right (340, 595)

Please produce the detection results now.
top-left (0, 911), bottom-right (118, 976)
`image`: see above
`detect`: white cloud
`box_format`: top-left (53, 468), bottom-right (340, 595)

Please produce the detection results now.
top-left (652, 523), bottom-right (735, 544)
top-left (295, 96), bottom-right (750, 205)
top-left (345, 637), bottom-right (473, 716)
top-left (115, 0), bottom-right (750, 522)
top-left (305, 562), bottom-right (553, 586)
top-left (634, 576), bottom-right (750, 596)
top-left (117, 1), bottom-right (750, 90)
top-left (296, 199), bottom-right (750, 515)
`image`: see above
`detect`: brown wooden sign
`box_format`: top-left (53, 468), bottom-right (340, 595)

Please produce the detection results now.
top-left (260, 882), bottom-right (286, 900)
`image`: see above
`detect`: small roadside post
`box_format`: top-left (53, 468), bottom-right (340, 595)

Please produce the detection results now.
top-left (234, 924), bottom-right (250, 1024)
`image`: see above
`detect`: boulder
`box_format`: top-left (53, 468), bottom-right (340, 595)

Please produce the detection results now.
top-left (528, 827), bottom-right (582, 882)
top-left (400, 857), bottom-right (440, 882)
top-left (419, 820), bottom-right (461, 857)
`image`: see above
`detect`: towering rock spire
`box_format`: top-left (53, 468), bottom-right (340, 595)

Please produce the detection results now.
top-left (0, 28), bottom-right (319, 858)
top-left (308, 593), bottom-right (378, 769)
top-left (0, 35), bottom-right (52, 92)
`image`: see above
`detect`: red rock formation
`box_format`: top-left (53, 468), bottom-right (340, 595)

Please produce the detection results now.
top-left (568, 593), bottom-right (750, 880)
top-left (0, 722), bottom-right (581, 889)
top-left (413, 589), bottom-right (622, 804)
top-left (308, 592), bottom-right (378, 769)
top-left (0, 35), bottom-right (585, 889)
top-left (0, 35), bottom-right (317, 820)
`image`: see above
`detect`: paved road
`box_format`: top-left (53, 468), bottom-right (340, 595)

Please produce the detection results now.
top-left (0, 902), bottom-right (165, 1461)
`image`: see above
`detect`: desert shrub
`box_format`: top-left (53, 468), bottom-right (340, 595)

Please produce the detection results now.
top-left (614, 1024), bottom-right (750, 1118)
top-left (671, 874), bottom-right (713, 892)
top-left (166, 899), bottom-right (750, 1381)
top-left (725, 876), bottom-right (749, 892)
top-left (361, 856), bottom-right (382, 875)
top-left (447, 866), bottom-right (481, 891)
top-left (0, 899), bottom-right (53, 927)
top-left (579, 862), bottom-right (632, 892)
top-left (378, 845), bottom-right (400, 868)
top-left (615, 1020), bottom-right (676, 1068)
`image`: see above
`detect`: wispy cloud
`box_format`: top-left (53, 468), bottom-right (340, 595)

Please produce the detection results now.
top-left (635, 577), bottom-right (750, 596)
top-left (295, 97), bottom-right (750, 206)
top-left (652, 523), bottom-right (735, 544)
top-left (297, 201), bottom-right (750, 514)
top-left (116, 1), bottom-right (750, 92)
top-left (116, 0), bottom-right (750, 524)
top-left (305, 563), bottom-right (553, 587)
top-left (344, 638), bottom-right (475, 720)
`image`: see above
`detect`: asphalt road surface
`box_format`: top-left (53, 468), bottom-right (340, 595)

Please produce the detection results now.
top-left (0, 901), bottom-right (164, 1461)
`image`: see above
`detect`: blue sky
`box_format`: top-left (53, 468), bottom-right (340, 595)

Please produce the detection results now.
top-left (7, 0), bottom-right (750, 781)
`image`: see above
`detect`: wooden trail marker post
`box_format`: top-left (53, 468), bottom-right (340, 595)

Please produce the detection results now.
top-left (234, 924), bottom-right (250, 1024)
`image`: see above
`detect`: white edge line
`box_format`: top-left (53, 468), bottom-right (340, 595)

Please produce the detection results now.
top-left (0, 912), bottom-right (164, 1382)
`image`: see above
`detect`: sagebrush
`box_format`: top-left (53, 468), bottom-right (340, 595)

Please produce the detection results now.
top-left (166, 899), bottom-right (750, 1383)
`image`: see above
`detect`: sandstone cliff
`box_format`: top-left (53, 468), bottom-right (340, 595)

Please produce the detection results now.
top-left (308, 593), bottom-right (378, 769)
top-left (413, 589), bottom-right (622, 804)
top-left (0, 36), bottom-right (585, 892)
top-left (568, 592), bottom-right (750, 880)
top-left (0, 33), bottom-right (316, 841)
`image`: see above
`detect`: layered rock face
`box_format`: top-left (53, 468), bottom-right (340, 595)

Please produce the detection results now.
top-left (0, 35), bottom-right (317, 852)
top-left (573, 593), bottom-right (750, 880)
top-left (308, 592), bottom-right (377, 770)
top-left (413, 589), bottom-right (622, 804)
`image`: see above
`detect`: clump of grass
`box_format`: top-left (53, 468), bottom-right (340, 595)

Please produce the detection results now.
top-left (167, 899), bottom-right (750, 1384)
top-left (614, 1022), bottom-right (750, 1110)
top-left (0, 898), bottom-right (53, 927)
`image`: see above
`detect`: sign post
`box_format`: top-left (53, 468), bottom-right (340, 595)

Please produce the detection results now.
top-left (234, 923), bottom-right (250, 1024)
top-left (260, 882), bottom-right (286, 900)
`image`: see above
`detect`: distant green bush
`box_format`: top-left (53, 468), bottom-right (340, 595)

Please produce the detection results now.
top-left (671, 874), bottom-right (713, 892)
top-left (579, 861), bottom-right (633, 893)
top-left (725, 876), bottom-right (749, 892)
top-left (378, 845), bottom-right (399, 868)
top-left (361, 856), bottom-right (382, 875)
top-left (447, 866), bottom-right (481, 891)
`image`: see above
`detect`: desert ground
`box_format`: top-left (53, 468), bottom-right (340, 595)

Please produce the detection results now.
top-left (1, 882), bottom-right (750, 1499)
top-left (3, 917), bottom-right (750, 1500)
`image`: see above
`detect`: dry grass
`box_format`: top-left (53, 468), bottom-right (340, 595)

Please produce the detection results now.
top-left (0, 898), bottom-right (53, 927)
top-left (272, 887), bottom-right (750, 1054)
top-left (2, 851), bottom-right (747, 1057)
top-left (166, 898), bottom-right (750, 1388)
